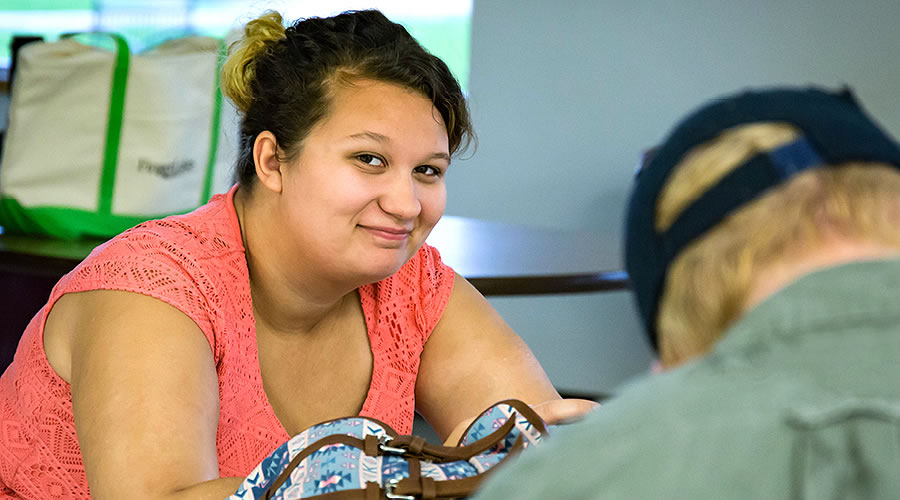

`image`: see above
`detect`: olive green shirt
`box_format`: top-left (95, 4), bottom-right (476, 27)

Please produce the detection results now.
top-left (475, 259), bottom-right (900, 499)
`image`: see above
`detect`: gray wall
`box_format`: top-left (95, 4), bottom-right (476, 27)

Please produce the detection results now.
top-left (450, 0), bottom-right (900, 395)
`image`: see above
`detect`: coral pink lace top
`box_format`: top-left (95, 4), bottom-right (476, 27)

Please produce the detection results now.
top-left (0, 185), bottom-right (455, 499)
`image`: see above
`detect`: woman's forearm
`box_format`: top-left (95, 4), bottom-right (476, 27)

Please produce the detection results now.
top-left (167, 476), bottom-right (246, 500)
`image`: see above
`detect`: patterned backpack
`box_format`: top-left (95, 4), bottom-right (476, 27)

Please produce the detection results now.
top-left (227, 399), bottom-right (549, 499)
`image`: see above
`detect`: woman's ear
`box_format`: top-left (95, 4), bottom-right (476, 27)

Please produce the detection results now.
top-left (253, 131), bottom-right (284, 194)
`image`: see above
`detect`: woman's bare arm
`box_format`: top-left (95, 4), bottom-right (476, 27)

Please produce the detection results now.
top-left (415, 274), bottom-right (595, 442)
top-left (51, 290), bottom-right (244, 499)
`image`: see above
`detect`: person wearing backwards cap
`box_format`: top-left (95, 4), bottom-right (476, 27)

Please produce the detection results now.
top-left (474, 86), bottom-right (900, 499)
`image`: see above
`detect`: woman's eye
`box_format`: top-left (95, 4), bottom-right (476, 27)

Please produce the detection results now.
top-left (357, 154), bottom-right (385, 167)
top-left (414, 165), bottom-right (443, 177)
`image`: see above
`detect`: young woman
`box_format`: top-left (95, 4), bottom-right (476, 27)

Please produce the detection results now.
top-left (0, 10), bottom-right (594, 499)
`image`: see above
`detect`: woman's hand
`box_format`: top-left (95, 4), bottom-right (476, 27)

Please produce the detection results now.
top-left (531, 398), bottom-right (600, 426)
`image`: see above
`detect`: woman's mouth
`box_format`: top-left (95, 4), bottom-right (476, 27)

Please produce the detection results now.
top-left (360, 225), bottom-right (412, 241)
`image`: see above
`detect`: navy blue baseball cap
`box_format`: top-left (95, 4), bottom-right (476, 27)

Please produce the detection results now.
top-left (625, 86), bottom-right (900, 351)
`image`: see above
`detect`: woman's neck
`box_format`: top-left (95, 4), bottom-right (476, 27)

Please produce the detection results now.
top-left (233, 185), bottom-right (355, 335)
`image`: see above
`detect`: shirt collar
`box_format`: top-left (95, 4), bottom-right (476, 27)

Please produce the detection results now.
top-left (712, 258), bottom-right (900, 356)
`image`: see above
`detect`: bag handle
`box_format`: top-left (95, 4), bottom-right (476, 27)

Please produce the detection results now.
top-left (379, 399), bottom-right (548, 463)
top-left (200, 39), bottom-right (227, 204)
top-left (386, 414), bottom-right (516, 462)
top-left (391, 435), bottom-right (528, 499)
top-left (455, 398), bottom-right (549, 446)
top-left (99, 34), bottom-right (130, 216)
top-left (60, 32), bottom-right (130, 216)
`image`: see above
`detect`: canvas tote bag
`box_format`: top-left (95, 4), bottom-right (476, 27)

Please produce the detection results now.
top-left (0, 33), bottom-right (238, 239)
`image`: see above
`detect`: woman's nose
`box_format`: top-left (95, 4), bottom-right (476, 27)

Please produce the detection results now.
top-left (378, 174), bottom-right (421, 219)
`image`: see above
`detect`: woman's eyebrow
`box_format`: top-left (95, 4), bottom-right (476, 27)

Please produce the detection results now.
top-left (346, 131), bottom-right (391, 144)
top-left (346, 131), bottom-right (450, 162)
top-left (427, 152), bottom-right (452, 162)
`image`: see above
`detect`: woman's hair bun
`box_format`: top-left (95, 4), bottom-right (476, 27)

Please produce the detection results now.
top-left (221, 11), bottom-right (287, 113)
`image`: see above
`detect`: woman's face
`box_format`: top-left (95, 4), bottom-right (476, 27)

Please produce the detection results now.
top-left (278, 79), bottom-right (450, 284)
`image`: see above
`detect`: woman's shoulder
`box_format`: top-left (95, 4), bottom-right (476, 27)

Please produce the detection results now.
top-left (51, 193), bottom-right (248, 357)
top-left (57, 191), bottom-right (246, 311)
top-left (82, 191), bottom-right (241, 269)
top-left (117, 191), bottom-right (242, 256)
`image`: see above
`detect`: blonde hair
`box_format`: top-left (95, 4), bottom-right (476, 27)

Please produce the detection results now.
top-left (221, 11), bottom-right (286, 114)
top-left (655, 122), bottom-right (900, 366)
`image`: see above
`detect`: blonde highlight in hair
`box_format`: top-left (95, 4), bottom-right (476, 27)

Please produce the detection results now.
top-left (221, 11), bottom-right (287, 113)
top-left (655, 123), bottom-right (900, 366)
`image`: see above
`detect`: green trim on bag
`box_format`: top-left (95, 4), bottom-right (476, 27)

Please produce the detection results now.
top-left (0, 197), bottom-right (46, 236)
top-left (0, 196), bottom-right (175, 240)
top-left (98, 34), bottom-right (131, 215)
top-left (201, 39), bottom-right (227, 204)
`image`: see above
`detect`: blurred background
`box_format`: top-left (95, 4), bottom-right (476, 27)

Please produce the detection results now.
top-left (3, 0), bottom-right (900, 400)
top-left (0, 0), bottom-right (472, 88)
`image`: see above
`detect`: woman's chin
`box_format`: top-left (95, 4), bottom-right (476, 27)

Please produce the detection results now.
top-left (355, 261), bottom-right (408, 285)
top-left (343, 244), bottom-right (419, 285)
